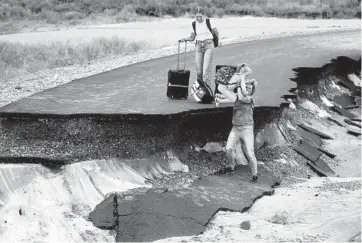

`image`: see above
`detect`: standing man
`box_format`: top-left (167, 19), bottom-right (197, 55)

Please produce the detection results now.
top-left (179, 7), bottom-right (219, 93)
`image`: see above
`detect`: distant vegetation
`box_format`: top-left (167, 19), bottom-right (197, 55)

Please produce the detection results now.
top-left (0, 0), bottom-right (360, 27)
top-left (0, 37), bottom-right (146, 81)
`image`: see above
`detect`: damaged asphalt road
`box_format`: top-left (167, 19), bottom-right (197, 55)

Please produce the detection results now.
top-left (90, 166), bottom-right (280, 242)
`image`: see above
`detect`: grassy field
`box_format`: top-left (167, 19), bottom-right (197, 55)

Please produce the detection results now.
top-left (0, 37), bottom-right (146, 81)
top-left (0, 0), bottom-right (360, 34)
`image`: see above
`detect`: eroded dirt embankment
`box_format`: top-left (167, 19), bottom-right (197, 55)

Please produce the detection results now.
top-left (0, 55), bottom-right (361, 242)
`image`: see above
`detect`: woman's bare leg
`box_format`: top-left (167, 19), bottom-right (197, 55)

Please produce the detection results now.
top-left (217, 84), bottom-right (237, 102)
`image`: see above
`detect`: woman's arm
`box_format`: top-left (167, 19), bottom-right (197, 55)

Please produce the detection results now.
top-left (218, 84), bottom-right (252, 104)
top-left (236, 86), bottom-right (253, 103)
top-left (230, 73), bottom-right (247, 95)
top-left (213, 27), bottom-right (219, 38)
top-left (238, 92), bottom-right (253, 104)
top-left (236, 86), bottom-right (243, 100)
top-left (213, 27), bottom-right (221, 46)
top-left (239, 96), bottom-right (253, 103)
top-left (180, 32), bottom-right (196, 42)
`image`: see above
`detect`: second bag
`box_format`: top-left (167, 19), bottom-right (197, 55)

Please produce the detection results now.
top-left (191, 79), bottom-right (214, 104)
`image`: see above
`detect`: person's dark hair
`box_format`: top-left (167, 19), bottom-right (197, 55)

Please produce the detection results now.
top-left (247, 82), bottom-right (256, 96)
top-left (250, 84), bottom-right (256, 96)
top-left (194, 7), bottom-right (204, 15)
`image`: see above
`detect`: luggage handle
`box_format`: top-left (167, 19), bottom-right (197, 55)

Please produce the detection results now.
top-left (177, 40), bottom-right (187, 71)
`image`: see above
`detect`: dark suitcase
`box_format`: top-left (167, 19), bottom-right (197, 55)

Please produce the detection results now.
top-left (167, 41), bottom-right (190, 99)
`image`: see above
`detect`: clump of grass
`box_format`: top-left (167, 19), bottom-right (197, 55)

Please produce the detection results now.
top-left (0, 36), bottom-right (147, 82)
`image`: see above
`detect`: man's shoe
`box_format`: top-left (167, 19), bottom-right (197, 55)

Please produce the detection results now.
top-left (251, 175), bottom-right (258, 183)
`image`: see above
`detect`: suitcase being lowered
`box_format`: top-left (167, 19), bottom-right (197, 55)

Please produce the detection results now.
top-left (167, 41), bottom-right (190, 99)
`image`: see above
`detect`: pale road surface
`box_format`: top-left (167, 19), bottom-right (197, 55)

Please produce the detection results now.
top-left (0, 30), bottom-right (360, 115)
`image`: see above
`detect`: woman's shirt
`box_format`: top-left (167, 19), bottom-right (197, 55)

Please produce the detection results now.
top-left (195, 20), bottom-right (214, 41)
top-left (232, 98), bottom-right (254, 127)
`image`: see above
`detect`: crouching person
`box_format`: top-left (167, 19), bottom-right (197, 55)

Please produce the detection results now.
top-left (222, 78), bottom-right (258, 183)
top-left (215, 63), bottom-right (252, 106)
